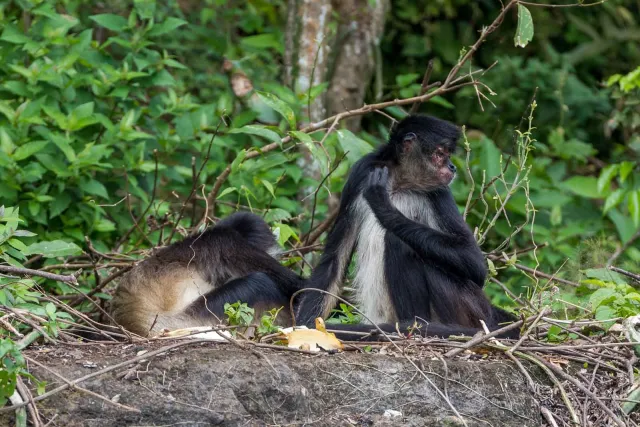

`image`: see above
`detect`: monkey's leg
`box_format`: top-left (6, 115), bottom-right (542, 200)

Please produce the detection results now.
top-left (185, 272), bottom-right (290, 319)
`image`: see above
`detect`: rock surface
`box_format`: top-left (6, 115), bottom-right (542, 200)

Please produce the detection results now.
top-left (3, 341), bottom-right (541, 426)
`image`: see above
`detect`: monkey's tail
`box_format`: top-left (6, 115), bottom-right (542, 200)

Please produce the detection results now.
top-left (326, 319), bottom-right (520, 342)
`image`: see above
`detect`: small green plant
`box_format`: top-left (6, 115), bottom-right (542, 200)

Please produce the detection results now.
top-left (223, 301), bottom-right (255, 328)
top-left (580, 269), bottom-right (640, 326)
top-left (326, 303), bottom-right (361, 325)
top-left (0, 339), bottom-right (25, 406)
top-left (257, 307), bottom-right (283, 335)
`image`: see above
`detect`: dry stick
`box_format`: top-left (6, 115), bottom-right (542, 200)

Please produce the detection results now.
top-left (443, 311), bottom-right (550, 358)
top-left (507, 308), bottom-right (548, 355)
top-left (0, 339), bottom-right (211, 414)
top-left (305, 152), bottom-right (348, 246)
top-left (25, 356), bottom-right (140, 413)
top-left (541, 406), bottom-right (560, 427)
top-left (16, 376), bottom-right (42, 427)
top-left (529, 351), bottom-right (626, 427)
top-left (488, 256), bottom-right (580, 287)
top-left (288, 288), bottom-right (469, 426)
top-left (40, 262), bottom-right (131, 271)
top-left (0, 265), bottom-right (78, 285)
top-left (609, 265), bottom-right (640, 284)
top-left (518, 0), bottom-right (607, 7)
top-left (517, 342), bottom-right (640, 351)
top-left (409, 59), bottom-right (434, 114)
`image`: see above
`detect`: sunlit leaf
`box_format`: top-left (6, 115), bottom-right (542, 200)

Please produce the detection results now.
top-left (514, 5), bottom-right (534, 48)
top-left (90, 14), bottom-right (128, 32)
top-left (24, 240), bottom-right (82, 258)
top-left (255, 91), bottom-right (296, 129)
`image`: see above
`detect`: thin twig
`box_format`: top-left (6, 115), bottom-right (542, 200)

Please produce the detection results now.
top-left (609, 265), bottom-right (640, 284)
top-left (305, 152), bottom-right (348, 245)
top-left (0, 265), bottom-right (78, 284)
top-left (409, 59), bottom-right (434, 114)
top-left (443, 312), bottom-right (544, 358)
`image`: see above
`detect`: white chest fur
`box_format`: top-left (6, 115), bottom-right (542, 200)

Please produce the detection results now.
top-left (351, 192), bottom-right (438, 323)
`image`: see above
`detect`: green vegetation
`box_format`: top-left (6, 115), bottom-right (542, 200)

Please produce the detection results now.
top-left (0, 0), bottom-right (639, 409)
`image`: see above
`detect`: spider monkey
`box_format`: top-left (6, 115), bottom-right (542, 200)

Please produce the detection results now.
top-left (111, 212), bottom-right (305, 337)
top-left (295, 114), bottom-right (519, 339)
top-left (111, 114), bottom-right (517, 341)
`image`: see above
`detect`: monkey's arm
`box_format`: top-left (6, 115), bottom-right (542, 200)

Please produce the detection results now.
top-left (363, 169), bottom-right (486, 285)
top-left (295, 157), bottom-right (375, 325)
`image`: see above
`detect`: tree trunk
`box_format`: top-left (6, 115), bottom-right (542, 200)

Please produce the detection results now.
top-left (327, 0), bottom-right (389, 132)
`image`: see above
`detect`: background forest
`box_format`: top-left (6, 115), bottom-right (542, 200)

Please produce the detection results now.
top-left (1, 0), bottom-right (640, 406)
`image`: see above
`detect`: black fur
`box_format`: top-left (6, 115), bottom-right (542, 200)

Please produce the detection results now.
top-left (296, 115), bottom-right (519, 340)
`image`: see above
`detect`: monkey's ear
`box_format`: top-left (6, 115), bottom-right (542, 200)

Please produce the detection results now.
top-left (402, 132), bottom-right (417, 153)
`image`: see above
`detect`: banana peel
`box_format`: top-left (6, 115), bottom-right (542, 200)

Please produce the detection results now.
top-left (284, 318), bottom-right (343, 352)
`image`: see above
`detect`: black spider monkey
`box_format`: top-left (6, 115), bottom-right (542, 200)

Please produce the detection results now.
top-left (111, 212), bottom-right (305, 337)
top-left (295, 114), bottom-right (518, 339)
top-left (112, 114), bottom-right (517, 340)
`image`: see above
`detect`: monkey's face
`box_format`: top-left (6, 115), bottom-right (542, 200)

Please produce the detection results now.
top-left (429, 145), bottom-right (456, 186)
top-left (397, 141), bottom-right (457, 192)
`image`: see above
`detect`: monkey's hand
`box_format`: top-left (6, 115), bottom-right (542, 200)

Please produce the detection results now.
top-left (363, 167), bottom-right (390, 206)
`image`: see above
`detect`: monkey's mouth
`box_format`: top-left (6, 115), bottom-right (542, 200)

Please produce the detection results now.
top-left (439, 168), bottom-right (455, 186)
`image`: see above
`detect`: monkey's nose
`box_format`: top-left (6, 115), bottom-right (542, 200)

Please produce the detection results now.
top-left (448, 162), bottom-right (457, 173)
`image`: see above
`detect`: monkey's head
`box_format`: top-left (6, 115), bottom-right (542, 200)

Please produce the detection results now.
top-left (389, 115), bottom-right (460, 192)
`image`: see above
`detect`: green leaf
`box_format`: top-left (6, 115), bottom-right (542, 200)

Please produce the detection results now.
top-left (12, 141), bottom-right (49, 161)
top-left (90, 14), bottom-right (128, 32)
top-left (514, 4), bottom-right (534, 48)
top-left (629, 190), bottom-right (640, 228)
top-left (478, 137), bottom-right (502, 179)
top-left (273, 223), bottom-right (299, 246)
top-left (595, 305), bottom-right (616, 329)
top-left (395, 73), bottom-right (420, 88)
top-left (584, 268), bottom-right (627, 285)
top-left (134, 0), bottom-right (156, 20)
top-left (561, 176), bottom-right (603, 199)
top-left (45, 302), bottom-right (56, 320)
top-left (79, 179), bottom-right (109, 199)
top-left (619, 161), bottom-right (635, 183)
top-left (603, 189), bottom-right (626, 215)
top-left (255, 91), bottom-right (296, 129)
top-left (608, 208), bottom-right (637, 244)
top-left (0, 25), bottom-right (30, 44)
top-left (48, 133), bottom-right (76, 162)
top-left (24, 240), bottom-right (82, 258)
top-left (597, 164), bottom-right (618, 193)
top-left (217, 187), bottom-right (237, 199)
top-left (589, 288), bottom-right (617, 309)
top-left (49, 193), bottom-right (72, 219)
top-left (229, 125), bottom-right (281, 144)
top-left (290, 131), bottom-right (329, 176)
top-left (336, 130), bottom-right (373, 165)
top-left (261, 180), bottom-right (276, 198)
top-left (264, 208), bottom-right (291, 223)
top-left (148, 17), bottom-right (188, 37)
top-left (240, 34), bottom-right (280, 50)
top-left (231, 149), bottom-right (248, 173)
